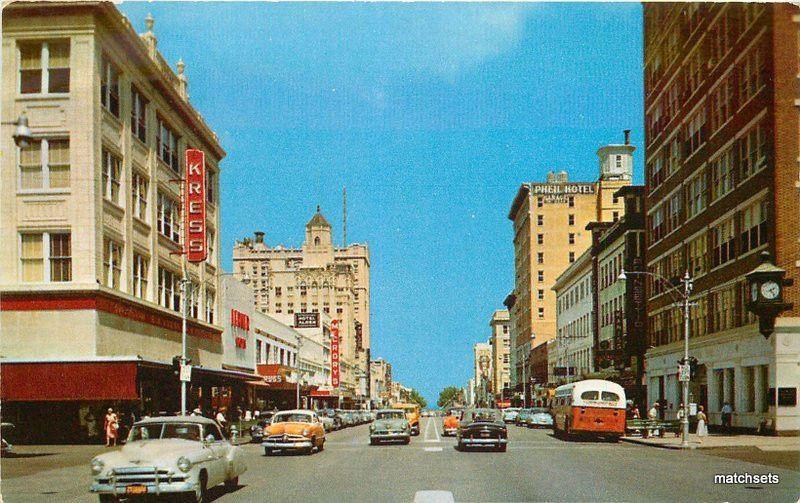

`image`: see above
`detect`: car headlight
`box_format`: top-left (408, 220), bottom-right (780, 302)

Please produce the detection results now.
top-left (91, 458), bottom-right (104, 476)
top-left (369, 425), bottom-right (376, 432)
top-left (302, 428), bottom-right (311, 437)
top-left (177, 456), bottom-right (192, 473)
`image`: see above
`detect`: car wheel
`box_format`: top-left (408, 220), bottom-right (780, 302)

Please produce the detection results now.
top-left (225, 476), bottom-right (239, 490)
top-left (318, 438), bottom-right (325, 451)
top-left (192, 471), bottom-right (208, 503)
top-left (264, 447), bottom-right (274, 456)
top-left (497, 444), bottom-right (507, 452)
top-left (456, 441), bottom-right (464, 451)
top-left (403, 438), bottom-right (410, 445)
top-left (369, 438), bottom-right (376, 446)
top-left (98, 495), bottom-right (116, 503)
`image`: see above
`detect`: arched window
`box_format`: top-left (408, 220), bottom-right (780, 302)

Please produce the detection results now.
top-left (314, 237), bottom-right (320, 246)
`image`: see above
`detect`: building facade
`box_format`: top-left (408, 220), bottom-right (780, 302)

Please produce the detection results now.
top-left (553, 249), bottom-right (594, 385)
top-left (489, 309), bottom-right (511, 402)
top-left (473, 341), bottom-right (492, 407)
top-left (369, 358), bottom-right (392, 408)
top-left (507, 134), bottom-right (632, 391)
top-left (232, 208), bottom-right (370, 403)
top-left (0, 3), bottom-right (236, 440)
top-left (643, 3), bottom-right (800, 433)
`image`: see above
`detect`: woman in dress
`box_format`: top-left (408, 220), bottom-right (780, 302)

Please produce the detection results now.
top-left (104, 408), bottom-right (119, 447)
top-left (696, 405), bottom-right (708, 442)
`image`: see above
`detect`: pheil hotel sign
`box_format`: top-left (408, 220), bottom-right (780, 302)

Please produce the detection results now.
top-left (184, 149), bottom-right (207, 263)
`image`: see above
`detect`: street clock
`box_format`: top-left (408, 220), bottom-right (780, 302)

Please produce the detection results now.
top-left (745, 251), bottom-right (793, 338)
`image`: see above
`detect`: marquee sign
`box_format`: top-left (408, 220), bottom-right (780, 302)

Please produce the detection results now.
top-left (294, 312), bottom-right (320, 328)
top-left (184, 149), bottom-right (207, 263)
top-left (331, 319), bottom-right (340, 388)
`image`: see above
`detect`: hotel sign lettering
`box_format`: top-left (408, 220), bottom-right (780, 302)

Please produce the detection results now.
top-left (532, 183), bottom-right (595, 204)
top-left (184, 149), bottom-right (207, 263)
top-left (294, 312), bottom-right (320, 328)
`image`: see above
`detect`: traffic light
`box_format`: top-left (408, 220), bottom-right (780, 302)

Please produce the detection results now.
top-left (172, 355), bottom-right (181, 375)
top-left (687, 357), bottom-right (699, 379)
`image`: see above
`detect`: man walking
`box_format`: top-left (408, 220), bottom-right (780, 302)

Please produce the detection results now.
top-left (721, 402), bottom-right (733, 431)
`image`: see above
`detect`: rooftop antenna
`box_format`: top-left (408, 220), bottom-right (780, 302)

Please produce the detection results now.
top-left (343, 186), bottom-right (347, 247)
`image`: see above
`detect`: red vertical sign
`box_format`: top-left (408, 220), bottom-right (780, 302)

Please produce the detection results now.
top-left (331, 319), bottom-right (340, 388)
top-left (184, 149), bottom-right (207, 263)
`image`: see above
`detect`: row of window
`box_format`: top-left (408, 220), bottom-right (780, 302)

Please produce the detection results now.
top-left (255, 339), bottom-right (297, 367)
top-left (648, 118), bottom-right (767, 244)
top-left (556, 275), bottom-right (592, 316)
top-left (536, 214), bottom-right (576, 226)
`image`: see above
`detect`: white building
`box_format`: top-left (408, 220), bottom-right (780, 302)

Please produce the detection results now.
top-left (552, 248), bottom-right (594, 383)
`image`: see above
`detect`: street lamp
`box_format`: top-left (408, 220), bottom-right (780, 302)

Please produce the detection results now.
top-left (3, 112), bottom-right (33, 148)
top-left (619, 268), bottom-right (693, 449)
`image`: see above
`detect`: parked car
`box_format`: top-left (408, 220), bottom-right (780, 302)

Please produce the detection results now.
top-left (262, 410), bottom-right (325, 455)
top-left (393, 403), bottom-right (421, 436)
top-left (316, 410), bottom-right (336, 432)
top-left (249, 412), bottom-right (275, 443)
top-left (515, 409), bottom-right (532, 426)
top-left (442, 409), bottom-right (461, 437)
top-left (1, 422), bottom-right (13, 456)
top-left (90, 416), bottom-right (246, 502)
top-left (502, 407), bottom-right (521, 424)
top-left (369, 409), bottom-right (411, 445)
top-left (456, 408), bottom-right (508, 452)
top-left (525, 407), bottom-right (554, 429)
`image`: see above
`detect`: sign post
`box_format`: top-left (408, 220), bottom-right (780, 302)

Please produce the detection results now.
top-left (180, 149), bottom-right (207, 416)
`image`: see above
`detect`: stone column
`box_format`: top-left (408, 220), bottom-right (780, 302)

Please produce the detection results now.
top-left (754, 365), bottom-right (765, 418)
top-left (772, 318), bottom-right (800, 435)
top-left (707, 367), bottom-right (719, 414)
top-left (734, 366), bottom-right (745, 425)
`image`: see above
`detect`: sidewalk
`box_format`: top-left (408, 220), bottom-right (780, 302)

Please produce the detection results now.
top-left (621, 433), bottom-right (800, 451)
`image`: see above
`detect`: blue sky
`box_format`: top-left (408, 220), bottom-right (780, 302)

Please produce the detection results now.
top-left (120, 2), bottom-right (644, 406)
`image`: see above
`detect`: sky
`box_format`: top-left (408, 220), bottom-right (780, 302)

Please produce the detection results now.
top-left (120, 1), bottom-right (644, 406)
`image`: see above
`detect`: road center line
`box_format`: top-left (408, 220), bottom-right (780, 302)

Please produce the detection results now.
top-left (423, 447), bottom-right (443, 452)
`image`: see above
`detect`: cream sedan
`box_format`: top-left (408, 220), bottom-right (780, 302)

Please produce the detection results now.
top-left (90, 416), bottom-right (246, 502)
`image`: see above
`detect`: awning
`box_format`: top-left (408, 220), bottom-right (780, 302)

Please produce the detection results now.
top-left (0, 361), bottom-right (139, 402)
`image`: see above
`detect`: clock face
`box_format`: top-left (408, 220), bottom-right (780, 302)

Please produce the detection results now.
top-left (751, 283), bottom-right (759, 302)
top-left (761, 281), bottom-right (781, 300)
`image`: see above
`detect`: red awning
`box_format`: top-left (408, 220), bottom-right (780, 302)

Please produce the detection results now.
top-left (0, 361), bottom-right (139, 402)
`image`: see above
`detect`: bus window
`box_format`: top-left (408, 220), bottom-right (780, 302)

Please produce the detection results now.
top-left (601, 391), bottom-right (620, 402)
top-left (581, 391), bottom-right (599, 401)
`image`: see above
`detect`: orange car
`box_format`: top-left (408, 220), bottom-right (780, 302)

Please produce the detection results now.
top-left (393, 403), bottom-right (421, 436)
top-left (262, 409), bottom-right (325, 455)
top-left (442, 409), bottom-right (461, 436)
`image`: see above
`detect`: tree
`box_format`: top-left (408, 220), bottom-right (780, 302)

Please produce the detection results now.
top-left (409, 388), bottom-right (427, 409)
top-left (437, 386), bottom-right (463, 408)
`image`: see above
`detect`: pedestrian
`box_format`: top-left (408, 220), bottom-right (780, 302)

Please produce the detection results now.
top-left (721, 402), bottom-right (733, 431)
top-left (646, 402), bottom-right (659, 438)
top-left (104, 408), bottom-right (119, 447)
top-left (696, 405), bottom-right (708, 442)
top-left (676, 403), bottom-right (685, 438)
top-left (215, 408), bottom-right (227, 433)
top-left (631, 407), bottom-right (640, 420)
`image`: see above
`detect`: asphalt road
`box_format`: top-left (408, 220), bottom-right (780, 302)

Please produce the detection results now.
top-left (2, 417), bottom-right (798, 502)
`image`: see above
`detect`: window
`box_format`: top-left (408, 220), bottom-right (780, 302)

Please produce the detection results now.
top-left (100, 57), bottom-right (120, 116)
top-left (537, 234), bottom-right (544, 245)
top-left (740, 199), bottom-right (767, 253)
top-left (19, 138), bottom-right (70, 190)
top-left (132, 172), bottom-right (148, 221)
top-left (190, 282), bottom-right (199, 318)
top-left (206, 170), bottom-right (215, 204)
top-left (568, 233), bottom-right (575, 245)
top-left (102, 148), bottom-right (121, 204)
top-left (739, 121), bottom-right (767, 181)
top-left (686, 170), bottom-right (707, 219)
top-left (157, 117), bottom-right (179, 171)
top-left (612, 211), bottom-right (619, 222)
top-left (739, 43), bottom-right (765, 105)
top-left (687, 234), bottom-right (708, 276)
top-left (538, 307), bottom-right (545, 319)
top-left (537, 270), bottom-right (544, 282)
top-left (206, 289), bottom-right (216, 323)
top-left (537, 197), bottom-right (543, 208)
top-left (131, 86), bottom-right (148, 143)
top-left (207, 229), bottom-right (215, 263)
top-left (710, 148), bottom-right (734, 202)
top-left (157, 191), bottom-right (181, 243)
top-left (103, 238), bottom-right (123, 289)
top-left (158, 266), bottom-right (181, 311)
top-left (537, 252), bottom-right (544, 264)
top-left (712, 285), bottom-right (736, 333)
top-left (19, 40), bottom-right (70, 94)
top-left (21, 232), bottom-right (72, 283)
top-left (568, 214), bottom-right (575, 226)
top-left (712, 217), bottom-right (736, 267)
top-left (568, 196), bottom-right (574, 208)
top-left (537, 215), bottom-right (543, 226)
top-left (537, 289), bottom-right (544, 300)
top-left (132, 253), bottom-right (149, 299)
top-left (569, 252), bottom-right (575, 263)
top-left (686, 107), bottom-right (706, 156)
top-left (710, 76), bottom-right (733, 133)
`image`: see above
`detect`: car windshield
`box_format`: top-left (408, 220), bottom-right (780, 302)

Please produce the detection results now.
top-left (530, 408), bottom-right (549, 414)
top-left (376, 411), bottom-right (404, 420)
top-left (273, 413), bottom-right (312, 423)
top-left (469, 410), bottom-right (500, 422)
top-left (128, 423), bottom-right (202, 442)
top-left (401, 407), bottom-right (417, 413)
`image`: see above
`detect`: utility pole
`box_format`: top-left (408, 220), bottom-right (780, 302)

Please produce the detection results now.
top-left (680, 271), bottom-right (692, 449)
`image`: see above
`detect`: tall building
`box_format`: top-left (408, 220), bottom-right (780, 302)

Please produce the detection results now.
top-left (0, 3), bottom-right (234, 440)
top-left (473, 341), bottom-right (492, 406)
top-left (507, 134), bottom-right (632, 392)
top-left (643, 3), bottom-right (799, 433)
top-left (232, 207), bottom-right (371, 403)
top-left (489, 310), bottom-right (511, 402)
top-left (553, 248), bottom-right (594, 384)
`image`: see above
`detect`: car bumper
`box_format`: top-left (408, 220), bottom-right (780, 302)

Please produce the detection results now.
top-left (91, 480), bottom-right (195, 495)
top-left (262, 440), bottom-right (313, 450)
top-left (460, 438), bottom-right (508, 445)
top-left (443, 428), bottom-right (458, 436)
top-left (370, 432), bottom-right (410, 441)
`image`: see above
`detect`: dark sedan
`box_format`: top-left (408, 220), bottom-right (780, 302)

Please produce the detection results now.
top-left (456, 408), bottom-right (508, 452)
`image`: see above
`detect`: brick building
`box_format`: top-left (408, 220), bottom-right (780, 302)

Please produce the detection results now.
top-left (643, 3), bottom-right (799, 433)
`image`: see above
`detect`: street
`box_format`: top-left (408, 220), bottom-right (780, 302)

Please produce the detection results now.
top-left (2, 417), bottom-right (798, 503)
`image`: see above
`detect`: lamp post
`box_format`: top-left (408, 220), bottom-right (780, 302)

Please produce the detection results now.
top-left (2, 112), bottom-right (33, 148)
top-left (619, 268), bottom-right (693, 449)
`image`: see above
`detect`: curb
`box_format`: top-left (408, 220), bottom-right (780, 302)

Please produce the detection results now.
top-left (621, 437), bottom-right (702, 450)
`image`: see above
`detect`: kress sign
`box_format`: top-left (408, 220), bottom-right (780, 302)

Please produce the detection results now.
top-left (184, 149), bottom-right (207, 263)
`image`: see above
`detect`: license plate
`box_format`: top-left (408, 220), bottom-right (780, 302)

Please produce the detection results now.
top-left (125, 485), bottom-right (148, 495)
top-left (481, 432), bottom-right (490, 437)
